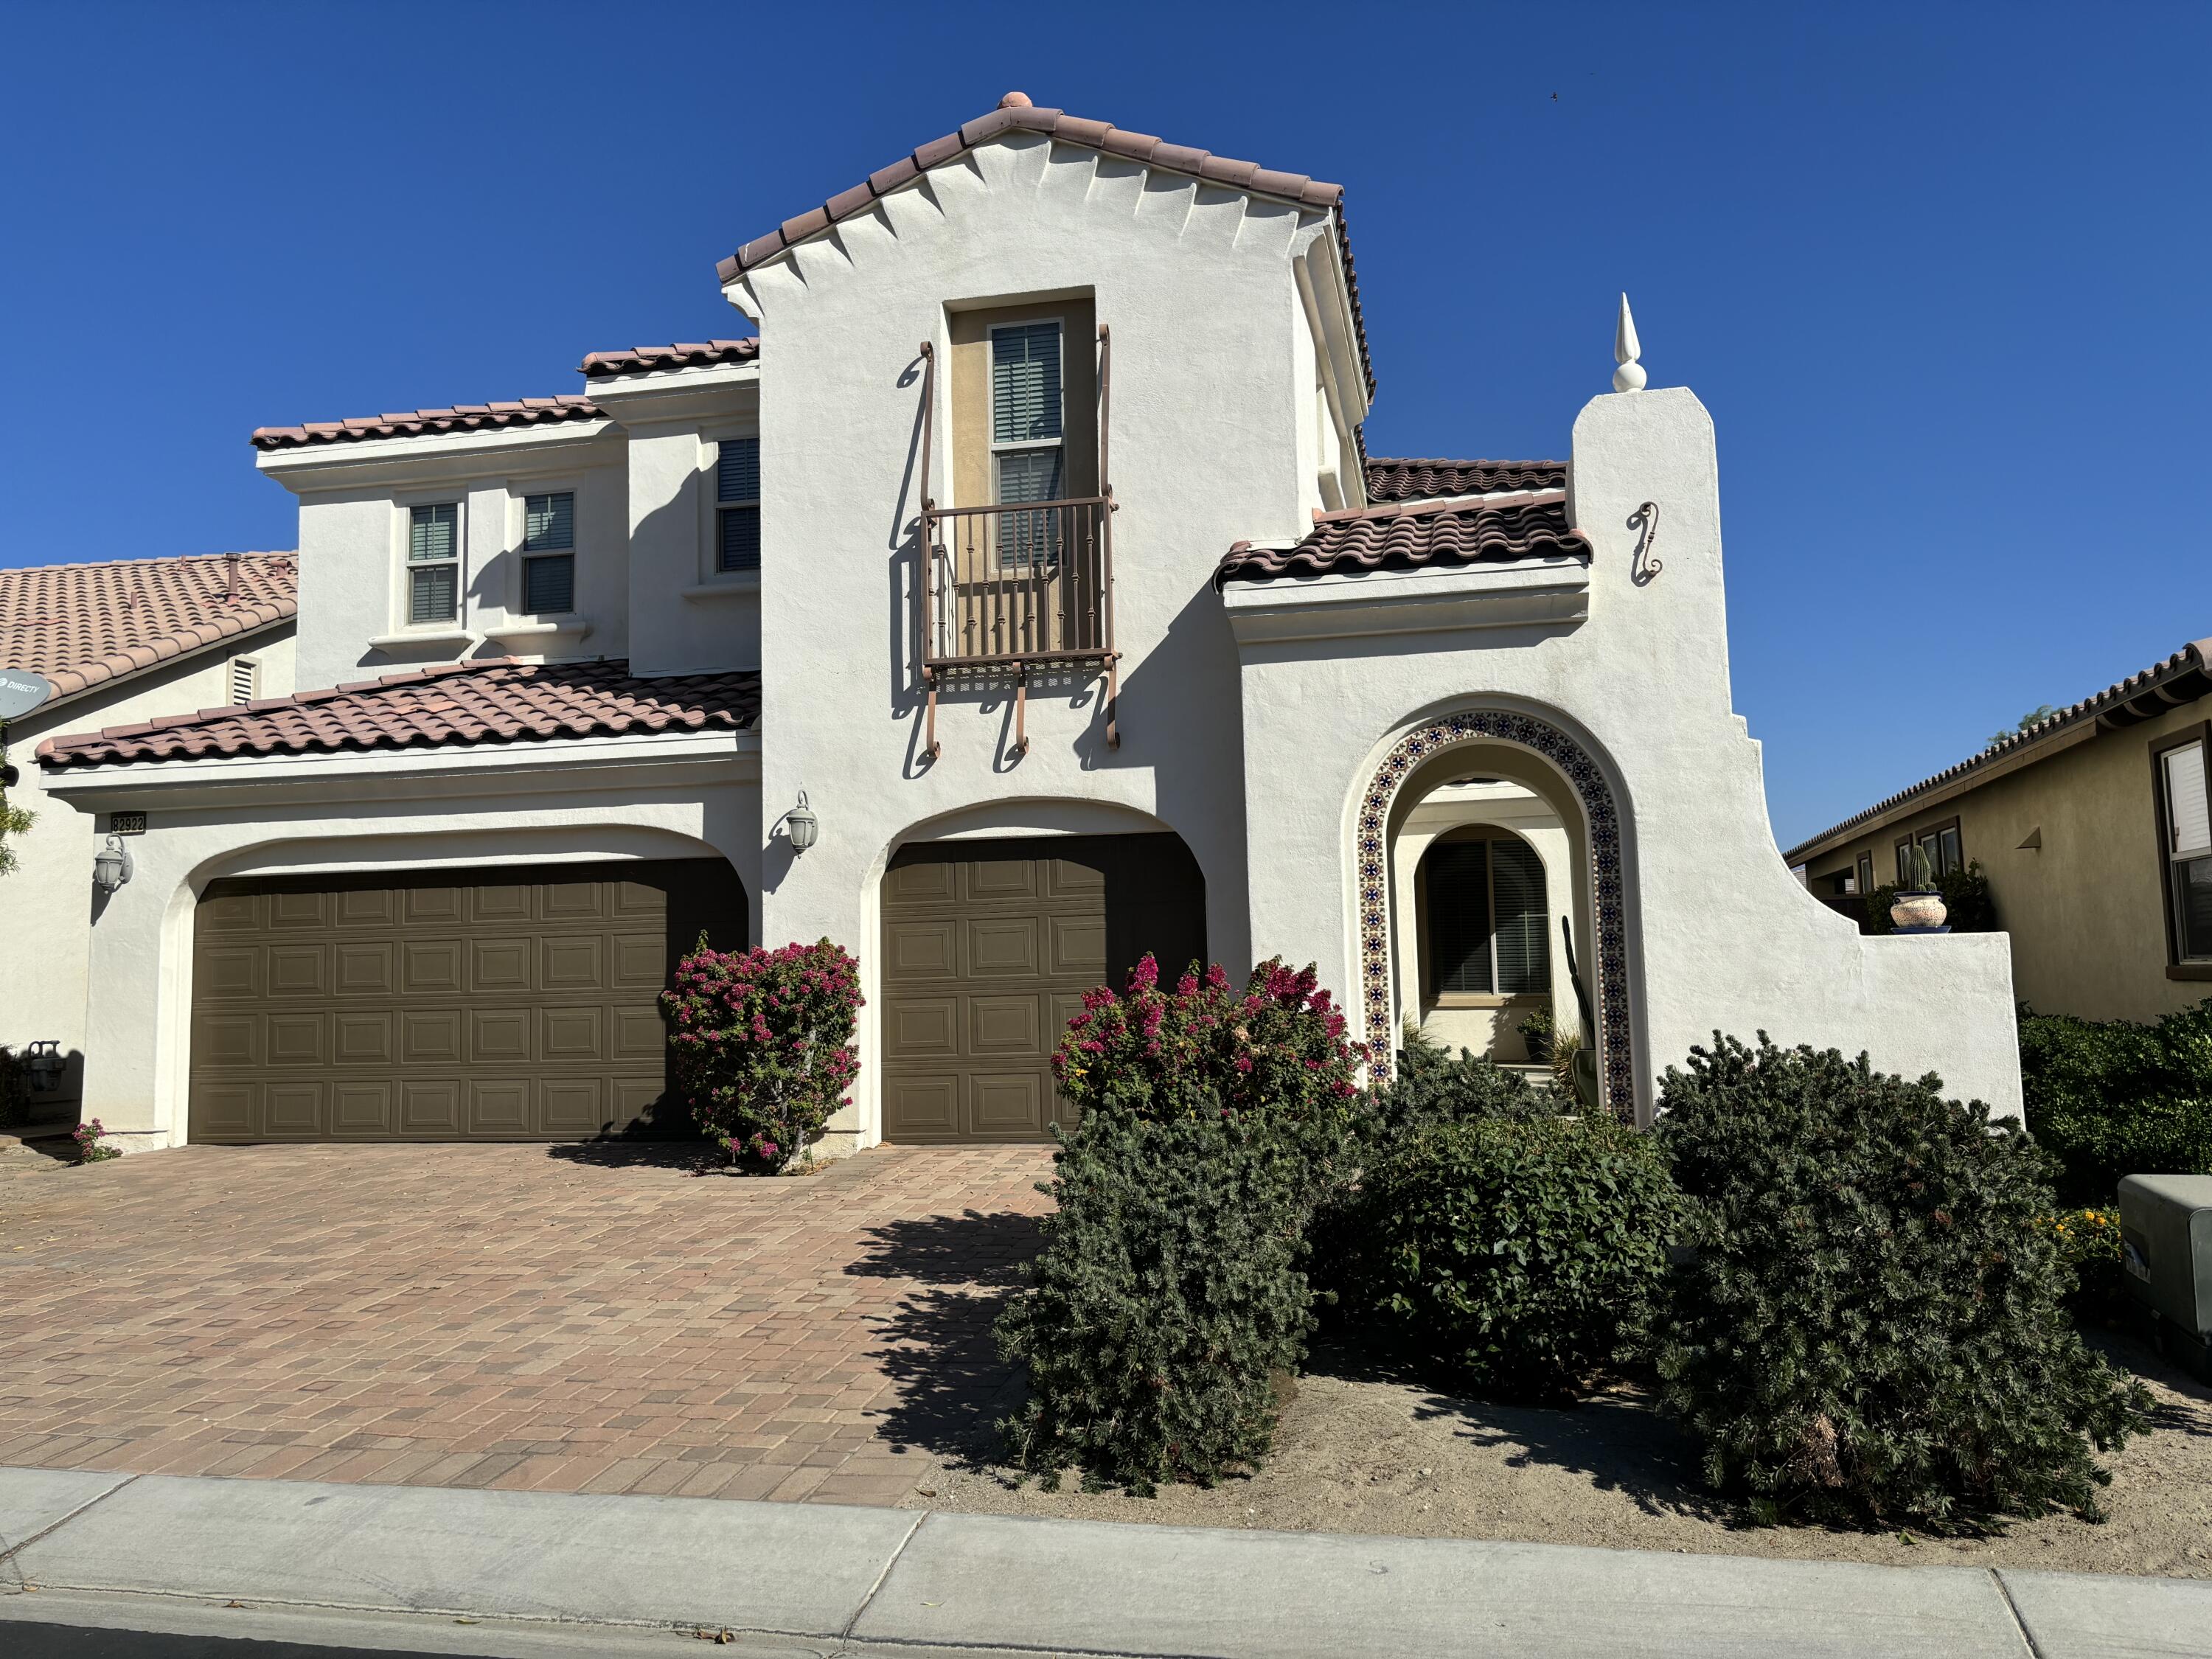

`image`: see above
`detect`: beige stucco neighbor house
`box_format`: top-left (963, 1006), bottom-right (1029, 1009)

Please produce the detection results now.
top-left (1787, 639), bottom-right (2212, 1025)
top-left (0, 553), bottom-right (298, 1119)
top-left (32, 94), bottom-right (2023, 1156)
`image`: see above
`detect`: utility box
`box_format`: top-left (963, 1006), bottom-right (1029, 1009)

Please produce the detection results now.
top-left (2117, 1173), bottom-right (2212, 1382)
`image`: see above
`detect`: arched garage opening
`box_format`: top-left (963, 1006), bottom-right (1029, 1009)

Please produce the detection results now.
top-left (877, 832), bottom-right (1204, 1143)
top-left (187, 858), bottom-right (747, 1143)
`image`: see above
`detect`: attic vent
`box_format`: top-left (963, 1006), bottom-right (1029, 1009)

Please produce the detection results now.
top-left (229, 657), bottom-right (259, 706)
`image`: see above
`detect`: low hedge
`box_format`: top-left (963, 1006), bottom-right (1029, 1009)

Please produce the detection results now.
top-left (1643, 1034), bottom-right (2151, 1528)
top-left (1341, 1113), bottom-right (1679, 1400)
top-left (995, 1106), bottom-right (1312, 1493)
top-left (2019, 999), bottom-right (2212, 1203)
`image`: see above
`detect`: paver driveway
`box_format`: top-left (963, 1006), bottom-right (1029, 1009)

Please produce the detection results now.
top-left (0, 1141), bottom-right (1053, 1506)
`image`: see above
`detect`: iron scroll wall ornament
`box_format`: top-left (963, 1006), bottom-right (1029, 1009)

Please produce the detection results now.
top-left (1356, 709), bottom-right (1635, 1121)
top-left (1629, 501), bottom-right (1662, 586)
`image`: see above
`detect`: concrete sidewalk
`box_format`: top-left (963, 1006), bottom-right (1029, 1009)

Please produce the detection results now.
top-left (2, 1466), bottom-right (2206, 1658)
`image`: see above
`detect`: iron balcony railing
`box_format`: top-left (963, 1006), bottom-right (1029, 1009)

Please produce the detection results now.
top-left (915, 325), bottom-right (1119, 758)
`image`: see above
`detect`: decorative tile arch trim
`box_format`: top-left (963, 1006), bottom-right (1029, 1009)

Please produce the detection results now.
top-left (1357, 709), bottom-right (1634, 1119)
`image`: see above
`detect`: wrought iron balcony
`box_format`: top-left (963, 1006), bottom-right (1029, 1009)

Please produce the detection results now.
top-left (915, 328), bottom-right (1119, 758)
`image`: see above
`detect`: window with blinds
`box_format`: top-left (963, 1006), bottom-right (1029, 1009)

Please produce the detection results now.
top-left (522, 491), bottom-right (574, 614)
top-left (990, 322), bottom-right (1065, 571)
top-left (2163, 741), bottom-right (2212, 961)
top-left (717, 438), bottom-right (760, 572)
top-left (1425, 834), bottom-right (1552, 998)
top-left (408, 503), bottom-right (459, 624)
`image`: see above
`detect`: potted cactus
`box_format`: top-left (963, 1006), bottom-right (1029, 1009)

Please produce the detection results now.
top-left (1889, 843), bottom-right (1949, 933)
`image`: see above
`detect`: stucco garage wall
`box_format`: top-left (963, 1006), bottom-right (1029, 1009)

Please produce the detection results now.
top-left (735, 134), bottom-right (1337, 1141)
top-left (1235, 387), bottom-right (2022, 1122)
top-left (43, 734), bottom-right (761, 1152)
top-left (2, 626), bottom-right (296, 1113)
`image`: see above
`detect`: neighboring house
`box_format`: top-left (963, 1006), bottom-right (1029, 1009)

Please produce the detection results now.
top-left (1, 553), bottom-right (298, 1118)
top-left (35, 93), bottom-right (2022, 1155)
top-left (1786, 639), bottom-right (2212, 1025)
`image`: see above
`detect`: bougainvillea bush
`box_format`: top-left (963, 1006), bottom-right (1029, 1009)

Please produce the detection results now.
top-left (1051, 954), bottom-right (1366, 1157)
top-left (1641, 1034), bottom-right (2150, 1528)
top-left (661, 938), bottom-right (860, 1172)
top-left (72, 1117), bottom-right (119, 1164)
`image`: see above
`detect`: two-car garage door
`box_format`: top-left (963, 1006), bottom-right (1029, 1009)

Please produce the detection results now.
top-left (188, 860), bottom-right (746, 1142)
top-left (879, 833), bottom-right (1206, 1144)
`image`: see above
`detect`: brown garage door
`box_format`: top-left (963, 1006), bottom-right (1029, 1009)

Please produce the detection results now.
top-left (189, 859), bottom-right (747, 1142)
top-left (880, 833), bottom-right (1205, 1144)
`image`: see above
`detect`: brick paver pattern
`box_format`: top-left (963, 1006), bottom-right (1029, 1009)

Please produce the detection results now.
top-left (0, 1142), bottom-right (1053, 1506)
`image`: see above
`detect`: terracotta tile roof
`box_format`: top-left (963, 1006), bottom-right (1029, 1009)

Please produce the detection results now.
top-left (0, 552), bottom-right (298, 705)
top-left (251, 395), bottom-right (605, 451)
top-left (37, 658), bottom-right (761, 770)
top-left (580, 339), bottom-right (761, 380)
top-left (1216, 490), bottom-right (1591, 586)
top-left (1782, 637), bottom-right (2212, 863)
top-left (1365, 456), bottom-right (1568, 502)
top-left (716, 93), bottom-right (1377, 398)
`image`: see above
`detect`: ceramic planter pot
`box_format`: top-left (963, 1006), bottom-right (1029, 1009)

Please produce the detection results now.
top-left (1891, 891), bottom-right (1948, 931)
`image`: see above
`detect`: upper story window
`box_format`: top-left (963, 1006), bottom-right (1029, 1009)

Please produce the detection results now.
top-left (717, 439), bottom-right (760, 572)
top-left (1857, 852), bottom-right (1875, 897)
top-left (1896, 820), bottom-right (1963, 883)
top-left (408, 503), bottom-right (460, 624)
top-left (522, 491), bottom-right (575, 613)
top-left (2160, 738), bottom-right (2211, 961)
top-left (990, 322), bottom-right (1065, 571)
top-left (1424, 833), bottom-right (1551, 999)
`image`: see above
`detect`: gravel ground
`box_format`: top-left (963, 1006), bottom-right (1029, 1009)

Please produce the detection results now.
top-left (903, 1335), bottom-right (2212, 1579)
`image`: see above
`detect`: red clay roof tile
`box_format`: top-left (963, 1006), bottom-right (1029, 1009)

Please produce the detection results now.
top-left (714, 97), bottom-right (1377, 399)
top-left (36, 658), bottom-right (760, 769)
top-left (0, 552), bottom-right (298, 704)
top-left (1216, 491), bottom-right (1590, 586)
top-left (577, 338), bottom-right (762, 380)
top-left (251, 394), bottom-right (604, 451)
top-left (1365, 457), bottom-right (1569, 501)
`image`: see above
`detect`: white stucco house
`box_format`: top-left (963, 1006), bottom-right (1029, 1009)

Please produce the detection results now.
top-left (32, 94), bottom-right (2023, 1155)
top-left (1, 552), bottom-right (297, 1124)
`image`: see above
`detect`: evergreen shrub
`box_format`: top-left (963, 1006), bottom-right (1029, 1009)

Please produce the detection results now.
top-left (2018, 999), bottom-right (2212, 1203)
top-left (1356, 1023), bottom-right (1547, 1150)
top-left (1343, 1113), bottom-right (1678, 1399)
top-left (995, 1105), bottom-right (1312, 1493)
top-left (1644, 1034), bottom-right (2152, 1527)
top-left (661, 938), bottom-right (861, 1171)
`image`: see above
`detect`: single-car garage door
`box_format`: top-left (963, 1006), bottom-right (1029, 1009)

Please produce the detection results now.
top-left (189, 859), bottom-right (746, 1142)
top-left (879, 833), bottom-right (1205, 1144)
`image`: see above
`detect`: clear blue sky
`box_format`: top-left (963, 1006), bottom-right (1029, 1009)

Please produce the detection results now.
top-left (3, 2), bottom-right (2204, 848)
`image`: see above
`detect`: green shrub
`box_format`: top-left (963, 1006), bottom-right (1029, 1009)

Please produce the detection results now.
top-left (1357, 1023), bottom-right (1547, 1149)
top-left (1864, 859), bottom-right (1995, 935)
top-left (995, 1106), bottom-right (1312, 1493)
top-left (1644, 1034), bottom-right (2151, 1528)
top-left (2037, 1206), bottom-right (2127, 1324)
top-left (2020, 1000), bottom-right (2212, 1203)
top-left (1341, 1114), bottom-right (1678, 1400)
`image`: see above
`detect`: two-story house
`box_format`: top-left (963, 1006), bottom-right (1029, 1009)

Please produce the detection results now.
top-left (36, 94), bottom-right (2025, 1155)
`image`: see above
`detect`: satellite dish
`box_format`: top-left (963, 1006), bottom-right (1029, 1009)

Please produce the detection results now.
top-left (0, 668), bottom-right (53, 722)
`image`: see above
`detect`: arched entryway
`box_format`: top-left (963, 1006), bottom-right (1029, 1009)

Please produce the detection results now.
top-left (1358, 709), bottom-right (1635, 1119)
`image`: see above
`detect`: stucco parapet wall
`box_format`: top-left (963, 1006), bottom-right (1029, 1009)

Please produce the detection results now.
top-left (1221, 556), bottom-right (1592, 646)
top-left (713, 96), bottom-right (1376, 399)
top-left (1784, 635), bottom-right (2212, 863)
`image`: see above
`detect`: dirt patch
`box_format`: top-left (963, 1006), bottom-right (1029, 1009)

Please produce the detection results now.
top-left (902, 1333), bottom-right (2212, 1578)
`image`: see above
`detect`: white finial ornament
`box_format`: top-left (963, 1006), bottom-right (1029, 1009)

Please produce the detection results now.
top-left (1613, 293), bottom-right (1646, 392)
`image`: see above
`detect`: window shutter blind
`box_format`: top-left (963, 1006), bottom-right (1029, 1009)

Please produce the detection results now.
top-left (992, 324), bottom-right (1063, 443)
top-left (1490, 838), bottom-right (1551, 995)
top-left (995, 448), bottom-right (1064, 504)
top-left (524, 493), bottom-right (574, 551)
top-left (2167, 744), bottom-right (2211, 855)
top-left (409, 565), bottom-right (456, 623)
top-left (1428, 841), bottom-right (1494, 995)
top-left (409, 503), bottom-right (457, 561)
top-left (718, 439), bottom-right (760, 503)
top-left (524, 555), bottom-right (574, 615)
top-left (719, 506), bottom-right (761, 571)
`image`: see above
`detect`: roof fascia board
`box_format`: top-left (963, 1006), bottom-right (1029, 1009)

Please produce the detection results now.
top-left (1221, 557), bottom-right (1591, 647)
top-left (581, 365), bottom-right (760, 425)
top-left (41, 727), bottom-right (760, 804)
top-left (1295, 216), bottom-right (1370, 433)
top-left (254, 418), bottom-right (622, 487)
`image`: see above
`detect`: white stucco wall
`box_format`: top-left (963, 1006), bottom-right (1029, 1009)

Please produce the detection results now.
top-left (1234, 386), bottom-right (2023, 1123)
top-left (266, 425), bottom-right (630, 692)
top-left (732, 133), bottom-right (1354, 1143)
top-left (1, 625), bottom-right (296, 1115)
top-left (42, 733), bottom-right (761, 1152)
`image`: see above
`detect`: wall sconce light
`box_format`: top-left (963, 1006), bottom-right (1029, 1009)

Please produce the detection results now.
top-left (93, 833), bottom-right (134, 893)
top-left (781, 791), bottom-right (819, 855)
